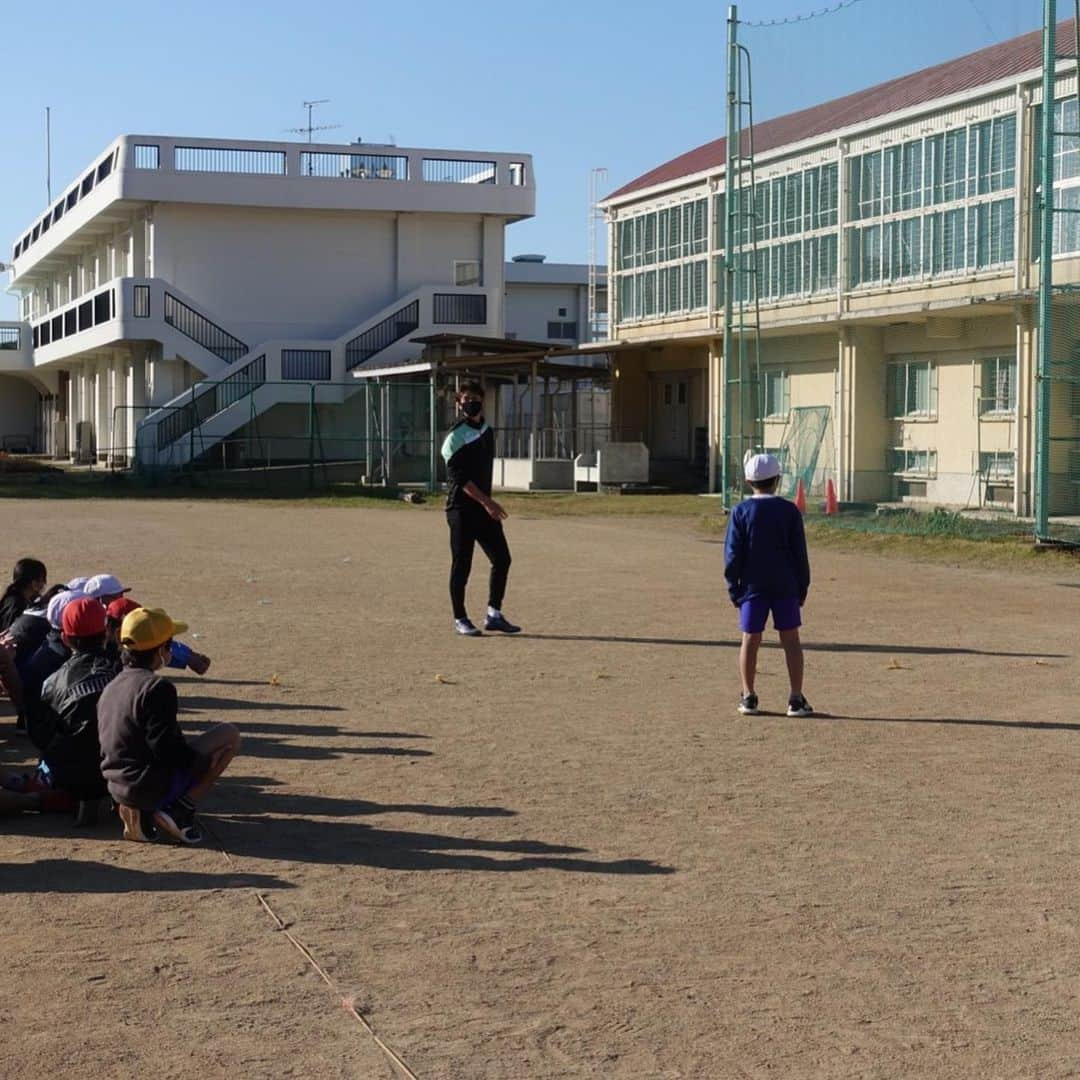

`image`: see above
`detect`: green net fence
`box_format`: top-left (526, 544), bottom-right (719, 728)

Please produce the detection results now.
top-left (775, 405), bottom-right (834, 498)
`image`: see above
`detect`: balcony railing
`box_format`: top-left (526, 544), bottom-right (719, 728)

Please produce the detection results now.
top-left (163, 292), bottom-right (248, 363)
top-left (299, 151), bottom-right (408, 180)
top-left (282, 349), bottom-right (332, 380)
top-left (433, 293), bottom-right (487, 325)
top-left (0, 327), bottom-right (20, 350)
top-left (345, 299), bottom-right (421, 371)
top-left (422, 158), bottom-right (496, 184)
top-left (174, 145), bottom-right (287, 175)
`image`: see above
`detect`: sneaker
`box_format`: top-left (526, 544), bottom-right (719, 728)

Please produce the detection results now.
top-left (154, 799), bottom-right (203, 845)
top-left (483, 613), bottom-right (521, 634)
top-left (118, 804), bottom-right (158, 842)
top-left (454, 618), bottom-right (482, 637)
top-left (787, 694), bottom-right (814, 718)
top-left (738, 692), bottom-right (759, 715)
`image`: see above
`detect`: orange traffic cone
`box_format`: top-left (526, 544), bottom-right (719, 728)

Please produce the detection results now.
top-left (824, 477), bottom-right (839, 515)
top-left (794, 477), bottom-right (807, 514)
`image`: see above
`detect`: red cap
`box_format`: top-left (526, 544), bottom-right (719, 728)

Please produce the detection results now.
top-left (106, 597), bottom-right (141, 623)
top-left (62, 596), bottom-right (108, 638)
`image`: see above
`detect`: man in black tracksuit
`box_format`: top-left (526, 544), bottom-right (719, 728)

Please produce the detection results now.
top-left (441, 381), bottom-right (521, 637)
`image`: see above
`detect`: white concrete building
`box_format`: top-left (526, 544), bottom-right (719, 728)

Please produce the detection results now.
top-left (1, 134), bottom-right (533, 466)
top-left (504, 255), bottom-right (607, 345)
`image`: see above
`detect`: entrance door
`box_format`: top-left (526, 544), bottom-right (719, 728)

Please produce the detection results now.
top-left (652, 374), bottom-right (690, 458)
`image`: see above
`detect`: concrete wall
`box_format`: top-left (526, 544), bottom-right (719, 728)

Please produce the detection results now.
top-left (0, 376), bottom-right (41, 450)
top-left (504, 282), bottom-right (588, 343)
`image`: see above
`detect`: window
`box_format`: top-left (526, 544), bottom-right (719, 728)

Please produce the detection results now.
top-left (980, 355), bottom-right (1016, 415)
top-left (763, 370), bottom-right (790, 418)
top-left (891, 448), bottom-right (937, 477)
top-left (453, 260), bottom-right (481, 287)
top-left (508, 162), bottom-right (526, 186)
top-left (888, 358), bottom-right (936, 418)
top-left (557, 307), bottom-right (567, 317)
top-left (980, 451), bottom-right (1015, 481)
top-left (546, 321), bottom-right (578, 340)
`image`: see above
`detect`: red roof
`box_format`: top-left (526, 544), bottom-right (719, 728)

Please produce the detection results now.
top-left (606, 19), bottom-right (1073, 202)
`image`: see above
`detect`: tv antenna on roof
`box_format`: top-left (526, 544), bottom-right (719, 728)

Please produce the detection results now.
top-left (285, 99), bottom-right (342, 143)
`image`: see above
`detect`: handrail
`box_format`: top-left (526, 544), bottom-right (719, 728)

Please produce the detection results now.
top-left (163, 291), bottom-right (248, 363)
top-left (345, 299), bottom-right (420, 370)
top-left (156, 354), bottom-right (266, 450)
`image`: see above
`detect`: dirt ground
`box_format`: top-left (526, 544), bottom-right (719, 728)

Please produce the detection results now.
top-left (1, 498), bottom-right (1079, 1079)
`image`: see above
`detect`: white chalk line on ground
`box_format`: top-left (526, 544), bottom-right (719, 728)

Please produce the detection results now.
top-left (201, 819), bottom-right (420, 1080)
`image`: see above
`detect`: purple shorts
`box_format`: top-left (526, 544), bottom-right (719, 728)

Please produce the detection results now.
top-left (156, 768), bottom-right (193, 810)
top-left (739, 596), bottom-right (801, 634)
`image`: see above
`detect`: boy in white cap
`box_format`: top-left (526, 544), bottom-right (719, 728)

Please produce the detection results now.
top-left (724, 451), bottom-right (812, 717)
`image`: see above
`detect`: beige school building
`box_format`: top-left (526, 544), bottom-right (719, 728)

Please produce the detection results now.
top-left (598, 21), bottom-right (1080, 515)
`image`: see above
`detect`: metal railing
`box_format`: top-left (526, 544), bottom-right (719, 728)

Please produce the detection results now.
top-left (0, 327), bottom-right (21, 350)
top-left (282, 349), bottom-right (331, 380)
top-left (156, 354), bottom-right (267, 450)
top-left (495, 424), bottom-right (612, 460)
top-left (433, 293), bottom-right (487, 325)
top-left (345, 299), bottom-right (420, 370)
top-left (163, 292), bottom-right (248, 363)
top-left (133, 285), bottom-right (150, 318)
top-left (422, 158), bottom-right (497, 184)
top-left (299, 151), bottom-right (408, 180)
top-left (133, 144), bottom-right (160, 169)
top-left (174, 145), bottom-right (287, 175)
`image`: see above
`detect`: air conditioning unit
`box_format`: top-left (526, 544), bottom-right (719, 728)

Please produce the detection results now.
top-left (74, 420), bottom-right (95, 464)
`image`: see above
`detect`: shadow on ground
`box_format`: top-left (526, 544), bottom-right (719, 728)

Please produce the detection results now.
top-left (522, 634), bottom-right (1065, 659)
top-left (1, 858), bottom-right (291, 893)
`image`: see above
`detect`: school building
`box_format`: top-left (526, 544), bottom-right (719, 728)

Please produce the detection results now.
top-left (0, 134), bottom-right (535, 467)
top-left (597, 20), bottom-right (1080, 514)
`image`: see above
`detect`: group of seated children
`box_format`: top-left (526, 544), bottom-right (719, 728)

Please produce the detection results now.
top-left (0, 557), bottom-right (240, 845)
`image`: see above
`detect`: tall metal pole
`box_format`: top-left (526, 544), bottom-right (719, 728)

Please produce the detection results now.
top-left (721, 4), bottom-right (739, 502)
top-left (1035, 0), bottom-right (1056, 537)
top-left (429, 371), bottom-right (438, 493)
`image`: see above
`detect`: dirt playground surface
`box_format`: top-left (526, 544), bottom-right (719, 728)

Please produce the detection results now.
top-left (1, 498), bottom-right (1078, 1079)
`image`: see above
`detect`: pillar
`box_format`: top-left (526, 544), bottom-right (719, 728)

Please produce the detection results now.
top-left (707, 338), bottom-right (723, 493)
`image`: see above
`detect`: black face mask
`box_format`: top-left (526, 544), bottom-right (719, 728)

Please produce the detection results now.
top-left (461, 400), bottom-right (483, 418)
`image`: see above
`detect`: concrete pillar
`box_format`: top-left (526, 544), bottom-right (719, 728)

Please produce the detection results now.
top-left (482, 217), bottom-right (504, 335)
top-left (147, 356), bottom-right (185, 407)
top-left (131, 216), bottom-right (146, 278)
top-left (707, 338), bottom-right (723, 493)
top-left (839, 325), bottom-right (890, 503)
top-left (1015, 305), bottom-right (1035, 517)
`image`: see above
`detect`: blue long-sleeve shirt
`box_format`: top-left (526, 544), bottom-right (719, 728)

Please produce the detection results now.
top-left (724, 495), bottom-right (811, 605)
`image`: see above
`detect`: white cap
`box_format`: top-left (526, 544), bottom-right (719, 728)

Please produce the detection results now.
top-left (66, 576), bottom-right (89, 591)
top-left (743, 451), bottom-right (781, 483)
top-left (83, 573), bottom-right (131, 600)
top-left (47, 589), bottom-right (83, 629)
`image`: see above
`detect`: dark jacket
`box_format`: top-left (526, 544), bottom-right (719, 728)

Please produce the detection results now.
top-left (0, 591), bottom-right (29, 632)
top-left (724, 495), bottom-right (811, 605)
top-left (441, 419), bottom-right (495, 510)
top-left (33, 650), bottom-right (121, 799)
top-left (21, 631), bottom-right (70, 719)
top-left (7, 610), bottom-right (51, 664)
top-left (98, 667), bottom-right (202, 810)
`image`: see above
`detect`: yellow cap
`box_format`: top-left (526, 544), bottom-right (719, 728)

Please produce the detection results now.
top-left (120, 607), bottom-right (189, 652)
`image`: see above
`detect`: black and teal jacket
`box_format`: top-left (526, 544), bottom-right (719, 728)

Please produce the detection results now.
top-left (441, 419), bottom-right (495, 510)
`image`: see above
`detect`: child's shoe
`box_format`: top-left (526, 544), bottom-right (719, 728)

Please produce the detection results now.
top-left (154, 798), bottom-right (202, 845)
top-left (118, 804), bottom-right (158, 842)
top-left (737, 692), bottom-right (759, 715)
top-left (787, 694), bottom-right (813, 718)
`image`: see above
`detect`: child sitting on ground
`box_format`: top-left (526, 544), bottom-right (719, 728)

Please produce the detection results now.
top-left (31, 597), bottom-right (122, 820)
top-left (105, 598), bottom-right (211, 675)
top-left (98, 608), bottom-right (239, 845)
top-left (724, 452), bottom-right (813, 718)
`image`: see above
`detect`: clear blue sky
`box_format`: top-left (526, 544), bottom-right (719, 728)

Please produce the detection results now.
top-left (1, 0), bottom-right (1042, 318)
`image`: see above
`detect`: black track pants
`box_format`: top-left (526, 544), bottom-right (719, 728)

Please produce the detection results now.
top-left (447, 505), bottom-right (512, 620)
